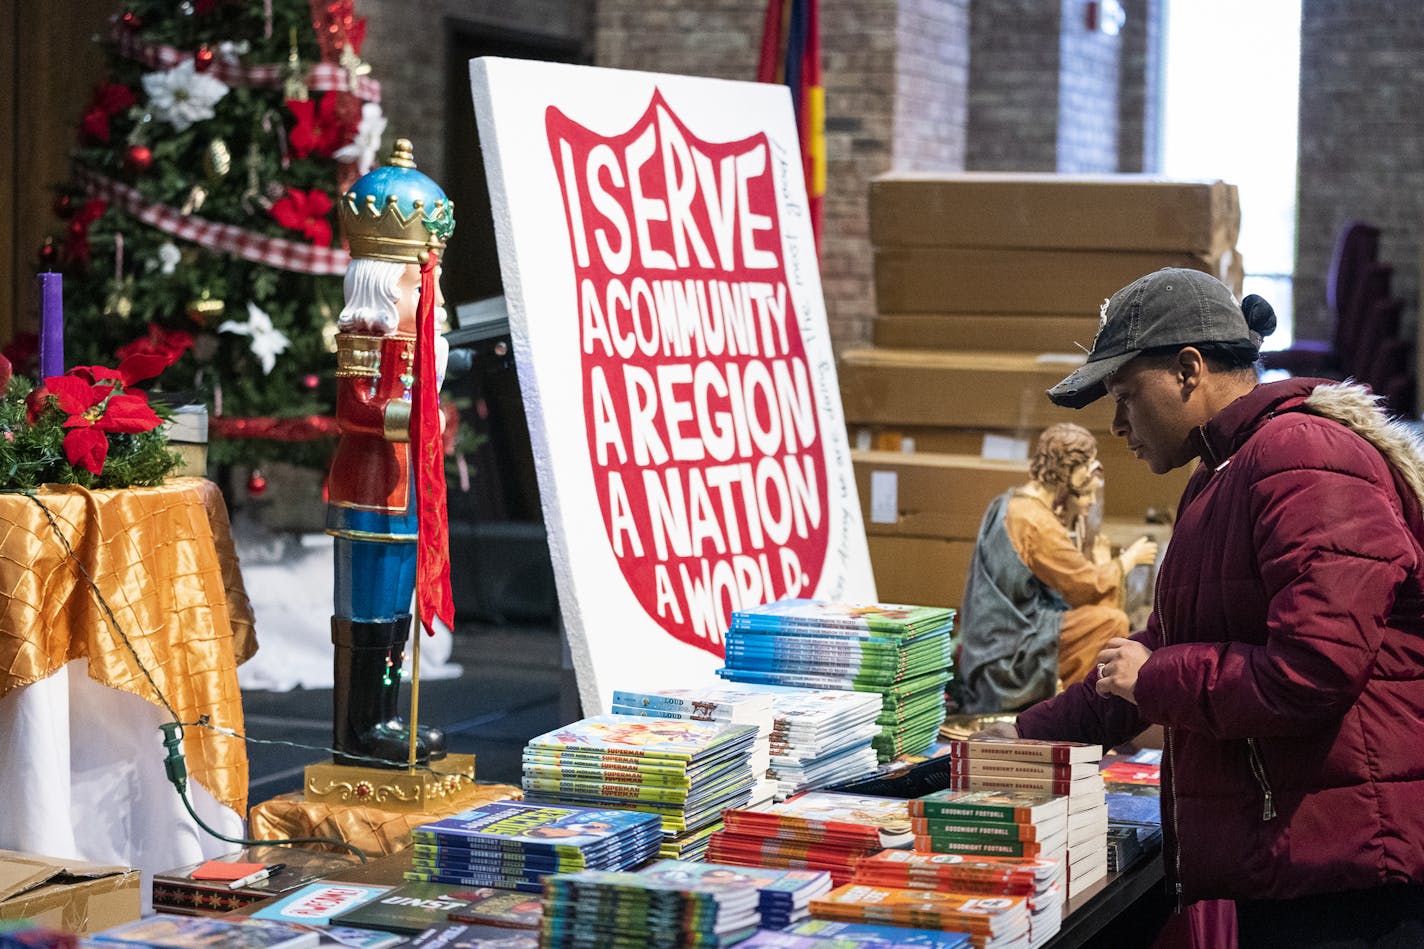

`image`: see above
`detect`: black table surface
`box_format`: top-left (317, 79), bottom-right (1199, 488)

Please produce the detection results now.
top-left (1041, 844), bottom-right (1166, 948)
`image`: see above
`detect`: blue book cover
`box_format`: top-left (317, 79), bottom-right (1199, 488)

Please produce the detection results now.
top-left (413, 801), bottom-right (661, 852)
top-left (88, 917), bottom-right (321, 949)
top-left (248, 882), bottom-right (390, 927)
top-left (783, 919), bottom-right (973, 947)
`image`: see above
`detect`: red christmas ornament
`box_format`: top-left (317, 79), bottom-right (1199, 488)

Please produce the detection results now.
top-left (194, 45), bottom-right (215, 71)
top-left (302, 373), bottom-right (320, 389)
top-left (246, 470), bottom-right (268, 496)
top-left (120, 10), bottom-right (142, 29)
top-left (124, 144), bottom-right (153, 175)
top-left (53, 194), bottom-right (73, 219)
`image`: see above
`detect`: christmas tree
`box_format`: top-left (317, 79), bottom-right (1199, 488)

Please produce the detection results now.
top-left (40, 0), bottom-right (387, 472)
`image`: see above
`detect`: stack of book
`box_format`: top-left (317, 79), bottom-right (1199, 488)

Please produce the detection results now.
top-left (611, 685), bottom-right (779, 809)
top-left (853, 850), bottom-right (1064, 944)
top-left (709, 791), bottom-right (912, 885)
top-left (539, 866), bottom-right (761, 947)
top-left (808, 884), bottom-right (1031, 948)
top-left (406, 800), bottom-right (663, 892)
top-left (740, 923), bottom-right (970, 947)
top-left (940, 738), bottom-right (1108, 898)
top-left (908, 788), bottom-right (1068, 862)
top-left (520, 713), bottom-right (761, 858)
top-left (749, 920), bottom-right (972, 947)
top-left (763, 686), bottom-right (886, 798)
top-left (611, 682), bottom-right (885, 803)
top-left (639, 860), bottom-right (834, 930)
top-left (717, 599), bottom-right (956, 762)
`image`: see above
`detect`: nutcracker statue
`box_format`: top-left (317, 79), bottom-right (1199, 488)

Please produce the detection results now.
top-left (328, 139), bottom-right (455, 768)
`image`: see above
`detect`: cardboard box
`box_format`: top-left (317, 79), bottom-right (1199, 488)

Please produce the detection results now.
top-left (853, 450), bottom-right (1027, 540)
top-left (866, 534), bottom-right (976, 610)
top-left (848, 423), bottom-right (1190, 520)
top-left (0, 851), bottom-right (140, 934)
top-left (869, 173), bottom-right (1240, 254)
top-left (874, 247), bottom-right (1241, 315)
top-left (872, 314), bottom-right (1103, 353)
top-left (838, 348), bottom-right (1116, 433)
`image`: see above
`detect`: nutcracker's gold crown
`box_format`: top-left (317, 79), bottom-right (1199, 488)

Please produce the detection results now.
top-left (339, 139), bottom-right (455, 265)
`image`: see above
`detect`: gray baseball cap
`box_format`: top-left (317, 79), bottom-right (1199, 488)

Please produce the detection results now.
top-left (1047, 267), bottom-right (1263, 409)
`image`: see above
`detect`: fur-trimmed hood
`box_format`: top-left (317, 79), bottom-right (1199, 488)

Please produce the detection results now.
top-left (1198, 376), bottom-right (1424, 511)
top-left (1302, 381), bottom-right (1424, 510)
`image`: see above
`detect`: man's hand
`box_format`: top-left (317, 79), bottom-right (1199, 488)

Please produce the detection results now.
top-left (968, 720), bottom-right (1019, 741)
top-left (1094, 637), bottom-right (1152, 704)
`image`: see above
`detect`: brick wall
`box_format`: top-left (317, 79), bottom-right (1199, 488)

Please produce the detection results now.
top-left (1117, 0), bottom-right (1162, 173)
top-left (967, 0), bottom-right (1061, 171)
top-left (1056, 0), bottom-right (1121, 173)
top-left (894, 0), bottom-right (971, 171)
top-left (361, 0), bottom-right (593, 187)
top-left (1295, 0), bottom-right (1423, 342)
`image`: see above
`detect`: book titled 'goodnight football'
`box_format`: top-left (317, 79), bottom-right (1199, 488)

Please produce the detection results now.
top-left (408, 800), bottom-right (661, 891)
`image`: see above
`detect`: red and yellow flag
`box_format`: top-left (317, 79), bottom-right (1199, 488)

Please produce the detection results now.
top-left (758, 0), bottom-right (824, 250)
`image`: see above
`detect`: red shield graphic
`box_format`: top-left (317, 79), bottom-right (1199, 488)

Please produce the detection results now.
top-left (546, 90), bottom-right (829, 657)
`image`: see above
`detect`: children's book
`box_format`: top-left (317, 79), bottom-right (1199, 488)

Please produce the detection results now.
top-left (781, 919), bottom-right (974, 947)
top-left (328, 882), bottom-right (494, 935)
top-left (943, 737), bottom-right (1102, 764)
top-left (249, 883), bottom-right (391, 927)
top-left (909, 788), bottom-right (1070, 825)
top-left (723, 791), bottom-right (913, 848)
top-left (443, 890), bottom-right (543, 929)
top-left (88, 917), bottom-right (319, 949)
top-left (523, 715), bottom-right (757, 761)
top-left (412, 801), bottom-right (661, 852)
top-left (403, 924), bottom-right (537, 949)
top-left (318, 928), bottom-right (407, 949)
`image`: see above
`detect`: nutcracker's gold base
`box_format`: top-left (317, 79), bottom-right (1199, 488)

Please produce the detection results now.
top-left (303, 754), bottom-right (479, 813)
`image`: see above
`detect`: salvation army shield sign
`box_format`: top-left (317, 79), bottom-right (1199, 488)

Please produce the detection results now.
top-left (470, 59), bottom-right (874, 712)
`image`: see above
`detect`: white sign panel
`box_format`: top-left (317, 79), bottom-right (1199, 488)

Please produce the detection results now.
top-left (469, 58), bottom-right (875, 713)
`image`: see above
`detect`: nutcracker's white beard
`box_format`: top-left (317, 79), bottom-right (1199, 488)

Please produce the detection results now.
top-left (339, 258), bottom-right (403, 334)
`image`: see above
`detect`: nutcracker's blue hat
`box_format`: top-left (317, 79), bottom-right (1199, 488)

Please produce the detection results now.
top-left (339, 139), bottom-right (455, 264)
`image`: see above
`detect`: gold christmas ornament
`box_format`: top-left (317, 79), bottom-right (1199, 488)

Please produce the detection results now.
top-left (187, 290), bottom-right (226, 324)
top-left (204, 138), bottom-right (232, 179)
top-left (103, 277), bottom-right (135, 319)
top-left (181, 185), bottom-right (209, 215)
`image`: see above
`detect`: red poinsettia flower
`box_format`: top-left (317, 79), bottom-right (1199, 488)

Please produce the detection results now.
top-left (43, 365), bottom-right (163, 475)
top-left (79, 83), bottom-right (137, 144)
top-left (269, 187), bottom-right (333, 246)
top-left (286, 92), bottom-right (354, 159)
top-left (117, 323), bottom-right (194, 368)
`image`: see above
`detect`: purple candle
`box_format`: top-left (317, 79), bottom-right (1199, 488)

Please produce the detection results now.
top-left (38, 272), bottom-right (63, 379)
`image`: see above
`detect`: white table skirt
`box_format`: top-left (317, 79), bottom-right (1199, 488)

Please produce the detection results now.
top-left (0, 659), bottom-right (244, 912)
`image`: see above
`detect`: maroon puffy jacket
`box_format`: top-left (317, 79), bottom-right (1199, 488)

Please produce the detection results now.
top-left (1017, 377), bottom-right (1424, 902)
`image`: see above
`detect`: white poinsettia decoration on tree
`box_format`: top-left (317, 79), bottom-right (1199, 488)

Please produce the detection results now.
top-left (334, 101), bottom-right (387, 174)
top-left (141, 59), bottom-right (230, 132)
top-left (219, 301), bottom-right (291, 375)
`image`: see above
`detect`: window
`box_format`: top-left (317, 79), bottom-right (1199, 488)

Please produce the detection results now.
top-left (1160, 0), bottom-right (1301, 348)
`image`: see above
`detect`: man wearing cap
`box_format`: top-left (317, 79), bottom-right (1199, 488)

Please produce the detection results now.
top-left (1001, 268), bottom-right (1424, 944)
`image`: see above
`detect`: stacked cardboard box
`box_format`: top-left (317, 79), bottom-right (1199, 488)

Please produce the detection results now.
top-left (845, 173), bottom-right (1240, 606)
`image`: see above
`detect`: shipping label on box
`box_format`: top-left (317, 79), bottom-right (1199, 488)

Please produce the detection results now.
top-left (853, 450), bottom-right (1027, 540)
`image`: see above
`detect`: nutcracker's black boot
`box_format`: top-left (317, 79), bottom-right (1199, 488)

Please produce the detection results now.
top-left (383, 614), bottom-right (447, 761)
top-left (331, 617), bottom-right (433, 767)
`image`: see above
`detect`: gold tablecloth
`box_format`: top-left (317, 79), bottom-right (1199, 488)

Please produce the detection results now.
top-left (0, 477), bottom-right (255, 814)
top-left (248, 785), bottom-right (524, 857)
